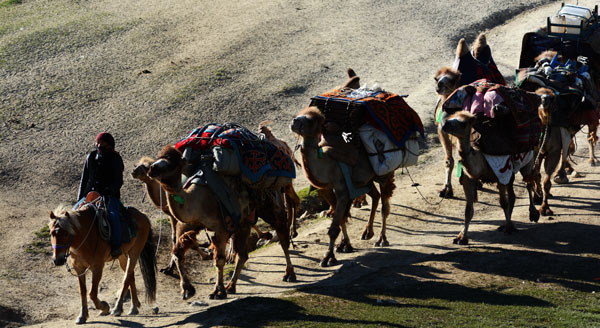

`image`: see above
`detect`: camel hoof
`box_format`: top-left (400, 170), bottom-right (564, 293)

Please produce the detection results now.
top-left (98, 301), bottom-right (110, 315)
top-left (226, 285), bottom-right (236, 294)
top-left (529, 210), bottom-right (540, 223)
top-left (283, 272), bottom-right (297, 282)
top-left (75, 316), bottom-right (87, 325)
top-left (128, 307), bottom-right (139, 315)
top-left (453, 237), bottom-right (468, 245)
top-left (182, 285), bottom-right (196, 300)
top-left (361, 229), bottom-right (374, 240)
top-left (260, 232), bottom-right (273, 240)
top-left (554, 175), bottom-right (569, 184)
top-left (438, 188), bottom-right (453, 198)
top-left (319, 258), bottom-right (329, 267)
top-left (208, 287), bottom-right (227, 300)
top-left (110, 307), bottom-right (123, 317)
top-left (381, 239), bottom-right (389, 247)
top-left (540, 207), bottom-right (554, 216)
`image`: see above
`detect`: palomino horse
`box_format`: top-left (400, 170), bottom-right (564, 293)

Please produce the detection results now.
top-left (49, 196), bottom-right (156, 324)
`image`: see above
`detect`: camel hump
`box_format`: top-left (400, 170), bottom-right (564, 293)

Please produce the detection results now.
top-left (456, 38), bottom-right (468, 58)
top-left (472, 33), bottom-right (487, 60)
top-left (347, 68), bottom-right (356, 78)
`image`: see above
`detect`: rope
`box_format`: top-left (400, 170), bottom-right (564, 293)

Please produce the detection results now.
top-left (535, 124), bottom-right (550, 168)
top-left (402, 167), bottom-right (447, 206)
top-left (155, 187), bottom-right (163, 258)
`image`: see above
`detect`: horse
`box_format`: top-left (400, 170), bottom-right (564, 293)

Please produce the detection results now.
top-left (49, 197), bottom-right (157, 324)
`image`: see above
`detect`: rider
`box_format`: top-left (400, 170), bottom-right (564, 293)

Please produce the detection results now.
top-left (75, 132), bottom-right (125, 259)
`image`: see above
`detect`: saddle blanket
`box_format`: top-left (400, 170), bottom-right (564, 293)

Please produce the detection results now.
top-left (175, 123), bottom-right (295, 183)
top-left (313, 89), bottom-right (424, 149)
top-left (483, 151), bottom-right (534, 185)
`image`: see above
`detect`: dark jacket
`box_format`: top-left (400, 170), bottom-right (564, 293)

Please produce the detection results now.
top-left (77, 149), bottom-right (124, 201)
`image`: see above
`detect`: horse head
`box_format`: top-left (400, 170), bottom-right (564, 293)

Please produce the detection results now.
top-left (49, 210), bottom-right (78, 266)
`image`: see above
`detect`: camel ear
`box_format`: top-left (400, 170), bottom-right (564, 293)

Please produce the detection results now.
top-left (456, 38), bottom-right (468, 58)
top-left (65, 212), bottom-right (70, 218)
top-left (50, 211), bottom-right (56, 219)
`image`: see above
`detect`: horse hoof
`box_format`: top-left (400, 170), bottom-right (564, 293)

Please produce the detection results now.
top-left (75, 316), bottom-right (87, 325)
top-left (361, 230), bottom-right (374, 240)
top-left (128, 308), bottom-right (139, 315)
top-left (283, 273), bottom-right (297, 282)
top-left (374, 241), bottom-right (381, 247)
top-left (554, 176), bottom-right (569, 184)
top-left (381, 239), bottom-right (389, 247)
top-left (438, 188), bottom-right (453, 198)
top-left (328, 257), bottom-right (338, 266)
top-left (110, 308), bottom-right (123, 317)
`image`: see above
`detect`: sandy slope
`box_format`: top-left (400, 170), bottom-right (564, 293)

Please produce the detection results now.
top-left (0, 0), bottom-right (599, 326)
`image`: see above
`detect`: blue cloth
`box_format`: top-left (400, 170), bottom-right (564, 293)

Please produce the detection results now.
top-left (106, 197), bottom-right (121, 251)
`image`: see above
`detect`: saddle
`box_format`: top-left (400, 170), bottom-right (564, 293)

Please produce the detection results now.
top-left (78, 192), bottom-right (137, 244)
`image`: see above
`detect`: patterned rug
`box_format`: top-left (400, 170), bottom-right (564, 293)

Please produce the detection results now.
top-left (175, 123), bottom-right (295, 183)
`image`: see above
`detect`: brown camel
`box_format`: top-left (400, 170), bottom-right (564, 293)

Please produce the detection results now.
top-left (258, 121), bottom-right (301, 238)
top-left (291, 69), bottom-right (399, 266)
top-left (440, 87), bottom-right (554, 244)
top-left (434, 33), bottom-right (498, 198)
top-left (147, 145), bottom-right (296, 299)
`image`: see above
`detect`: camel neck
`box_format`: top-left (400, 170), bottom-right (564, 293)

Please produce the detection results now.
top-left (456, 131), bottom-right (474, 169)
top-left (299, 136), bottom-right (329, 189)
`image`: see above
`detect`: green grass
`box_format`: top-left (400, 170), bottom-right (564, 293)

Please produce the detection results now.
top-left (296, 186), bottom-right (319, 201)
top-left (25, 225), bottom-right (51, 255)
top-left (0, 0), bottom-right (20, 8)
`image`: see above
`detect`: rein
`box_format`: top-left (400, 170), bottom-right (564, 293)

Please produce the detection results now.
top-left (57, 203), bottom-right (101, 277)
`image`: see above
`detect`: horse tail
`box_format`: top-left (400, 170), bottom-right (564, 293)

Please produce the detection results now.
top-left (139, 224), bottom-right (157, 304)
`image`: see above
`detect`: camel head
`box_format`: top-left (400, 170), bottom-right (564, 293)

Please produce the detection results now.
top-left (131, 156), bottom-right (155, 182)
top-left (535, 87), bottom-right (556, 125)
top-left (441, 111), bottom-right (476, 139)
top-left (434, 67), bottom-right (462, 96)
top-left (148, 145), bottom-right (184, 182)
top-left (290, 106), bottom-right (325, 138)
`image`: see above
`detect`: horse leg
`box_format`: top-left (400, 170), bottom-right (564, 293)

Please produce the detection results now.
top-left (112, 255), bottom-right (139, 316)
top-left (438, 126), bottom-right (454, 198)
top-left (455, 177), bottom-right (476, 245)
top-left (88, 264), bottom-right (110, 317)
top-left (322, 193), bottom-right (351, 267)
top-left (74, 263), bottom-right (91, 324)
top-left (209, 232), bottom-right (228, 299)
top-left (375, 175), bottom-right (394, 247)
top-left (117, 256), bottom-right (141, 315)
top-left (361, 186), bottom-right (379, 241)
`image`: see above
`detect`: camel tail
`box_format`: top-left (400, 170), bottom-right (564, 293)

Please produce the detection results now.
top-left (139, 226), bottom-right (157, 304)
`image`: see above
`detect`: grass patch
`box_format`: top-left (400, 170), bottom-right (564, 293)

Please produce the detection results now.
top-left (0, 0), bottom-right (20, 8)
top-left (25, 225), bottom-right (51, 255)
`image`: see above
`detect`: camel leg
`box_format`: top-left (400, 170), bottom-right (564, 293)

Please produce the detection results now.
top-left (209, 233), bottom-right (228, 300)
top-left (588, 122), bottom-right (599, 166)
top-left (374, 176), bottom-right (394, 247)
top-left (336, 220), bottom-right (354, 253)
top-left (438, 126), bottom-right (454, 198)
top-left (321, 193), bottom-right (351, 267)
top-left (285, 184), bottom-right (300, 239)
top-left (554, 129), bottom-right (573, 184)
top-left (252, 225), bottom-right (273, 241)
top-left (455, 177), bottom-right (476, 245)
top-left (497, 182), bottom-right (517, 234)
top-left (318, 188), bottom-right (337, 217)
top-left (361, 186), bottom-right (380, 241)
top-left (539, 148), bottom-right (561, 216)
top-left (171, 230), bottom-right (199, 299)
top-left (226, 224), bottom-right (251, 294)
top-left (161, 218), bottom-right (188, 276)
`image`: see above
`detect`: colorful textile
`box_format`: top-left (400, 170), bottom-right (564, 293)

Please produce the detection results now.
top-left (483, 151), bottom-right (534, 185)
top-left (175, 123), bottom-right (295, 183)
top-left (454, 44), bottom-right (506, 86)
top-left (312, 90), bottom-right (424, 149)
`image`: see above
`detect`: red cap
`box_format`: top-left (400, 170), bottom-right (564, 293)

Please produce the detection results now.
top-left (95, 132), bottom-right (115, 148)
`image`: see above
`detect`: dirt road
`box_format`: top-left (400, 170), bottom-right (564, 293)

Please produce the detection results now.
top-left (0, 0), bottom-right (598, 327)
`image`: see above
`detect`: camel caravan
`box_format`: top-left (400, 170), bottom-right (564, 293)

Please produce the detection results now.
top-left (48, 3), bottom-right (600, 324)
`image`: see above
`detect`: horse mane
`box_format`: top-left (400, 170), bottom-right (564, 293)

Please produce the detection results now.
top-left (472, 33), bottom-right (487, 59)
top-left (49, 204), bottom-right (84, 235)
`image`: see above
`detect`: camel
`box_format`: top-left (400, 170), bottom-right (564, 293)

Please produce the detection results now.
top-left (258, 121), bottom-right (301, 238)
top-left (440, 87), bottom-right (555, 244)
top-left (434, 33), bottom-right (503, 198)
top-left (290, 69), bottom-right (399, 266)
top-left (147, 145), bottom-right (296, 299)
